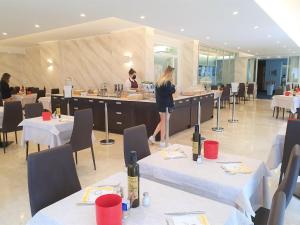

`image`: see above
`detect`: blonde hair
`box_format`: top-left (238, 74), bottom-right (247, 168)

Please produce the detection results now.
top-left (156, 66), bottom-right (174, 87)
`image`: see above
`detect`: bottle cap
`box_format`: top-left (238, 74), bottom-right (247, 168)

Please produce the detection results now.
top-left (130, 151), bottom-right (137, 164)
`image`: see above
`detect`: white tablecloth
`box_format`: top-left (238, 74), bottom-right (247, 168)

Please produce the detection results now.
top-left (213, 90), bottom-right (223, 99)
top-left (271, 95), bottom-right (300, 114)
top-left (19, 115), bottom-right (74, 148)
top-left (26, 172), bottom-right (251, 225)
top-left (0, 107), bottom-right (3, 128)
top-left (12, 94), bottom-right (37, 107)
top-left (139, 145), bottom-right (270, 219)
top-left (266, 124), bottom-right (287, 170)
top-left (38, 97), bottom-right (51, 112)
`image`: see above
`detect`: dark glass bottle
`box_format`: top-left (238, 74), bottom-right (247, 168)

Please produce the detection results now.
top-left (127, 151), bottom-right (140, 208)
top-left (192, 125), bottom-right (200, 161)
top-left (198, 132), bottom-right (202, 157)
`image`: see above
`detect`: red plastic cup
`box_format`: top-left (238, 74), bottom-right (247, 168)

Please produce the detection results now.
top-left (42, 112), bottom-right (51, 121)
top-left (284, 91), bottom-right (290, 96)
top-left (204, 140), bottom-right (219, 159)
top-left (95, 194), bottom-right (122, 225)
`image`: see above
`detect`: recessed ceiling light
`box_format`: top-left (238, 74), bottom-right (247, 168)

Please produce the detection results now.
top-left (253, 25), bottom-right (259, 30)
top-left (34, 24), bottom-right (40, 28)
top-left (180, 28), bottom-right (185, 32)
top-left (80, 13), bottom-right (86, 17)
top-left (2, 32), bottom-right (7, 36)
top-left (267, 56), bottom-right (270, 59)
top-left (237, 46), bottom-right (241, 50)
top-left (205, 36), bottom-right (211, 40)
top-left (247, 50), bottom-right (251, 52)
top-left (232, 11), bottom-right (239, 15)
top-left (277, 56), bottom-right (281, 58)
top-left (267, 34), bottom-right (272, 38)
top-left (140, 16), bottom-right (145, 20)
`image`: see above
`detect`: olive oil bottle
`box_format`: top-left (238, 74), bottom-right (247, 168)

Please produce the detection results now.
top-left (192, 125), bottom-right (200, 161)
top-left (127, 151), bottom-right (140, 208)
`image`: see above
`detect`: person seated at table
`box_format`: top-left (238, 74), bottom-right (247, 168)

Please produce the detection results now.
top-left (0, 73), bottom-right (13, 101)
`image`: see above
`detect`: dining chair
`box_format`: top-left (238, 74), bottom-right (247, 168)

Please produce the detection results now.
top-left (51, 88), bottom-right (60, 94)
top-left (210, 85), bottom-right (218, 90)
top-left (278, 145), bottom-right (300, 204)
top-left (123, 124), bottom-right (151, 166)
top-left (220, 86), bottom-right (230, 108)
top-left (69, 108), bottom-right (96, 170)
top-left (24, 103), bottom-right (44, 159)
top-left (279, 120), bottom-right (300, 184)
top-left (253, 191), bottom-right (286, 225)
top-left (37, 90), bottom-right (46, 100)
top-left (273, 87), bottom-right (284, 118)
top-left (27, 144), bottom-right (81, 216)
top-left (237, 83), bottom-right (246, 104)
top-left (1, 101), bottom-right (23, 153)
top-left (247, 83), bottom-right (255, 100)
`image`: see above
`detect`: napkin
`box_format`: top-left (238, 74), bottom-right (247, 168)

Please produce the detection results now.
top-left (221, 163), bottom-right (252, 174)
top-left (167, 214), bottom-right (210, 225)
top-left (80, 185), bottom-right (120, 204)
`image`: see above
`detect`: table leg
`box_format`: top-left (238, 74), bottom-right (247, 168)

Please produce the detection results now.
top-left (0, 141), bottom-right (13, 148)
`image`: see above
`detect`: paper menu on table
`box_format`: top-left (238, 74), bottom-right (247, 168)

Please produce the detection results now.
top-left (221, 163), bottom-right (252, 174)
top-left (80, 186), bottom-right (117, 204)
top-left (160, 144), bottom-right (187, 160)
top-left (167, 214), bottom-right (210, 225)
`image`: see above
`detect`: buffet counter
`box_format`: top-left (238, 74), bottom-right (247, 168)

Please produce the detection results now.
top-left (51, 92), bottom-right (214, 137)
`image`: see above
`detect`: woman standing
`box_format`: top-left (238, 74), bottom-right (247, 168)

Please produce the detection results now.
top-left (0, 73), bottom-right (13, 100)
top-left (149, 66), bottom-right (176, 147)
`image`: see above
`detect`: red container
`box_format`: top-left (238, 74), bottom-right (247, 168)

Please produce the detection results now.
top-left (204, 140), bottom-right (219, 159)
top-left (42, 112), bottom-right (51, 121)
top-left (284, 91), bottom-right (290, 96)
top-left (95, 194), bottom-right (122, 225)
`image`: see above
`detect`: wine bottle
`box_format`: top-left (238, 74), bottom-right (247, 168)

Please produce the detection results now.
top-left (127, 151), bottom-right (140, 208)
top-left (192, 125), bottom-right (200, 161)
top-left (56, 104), bottom-right (61, 118)
top-left (198, 132), bottom-right (202, 156)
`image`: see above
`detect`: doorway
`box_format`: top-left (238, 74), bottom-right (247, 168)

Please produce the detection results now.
top-left (257, 60), bottom-right (266, 98)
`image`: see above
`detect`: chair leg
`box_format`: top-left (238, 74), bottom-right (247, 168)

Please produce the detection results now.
top-left (15, 131), bottom-right (18, 144)
top-left (37, 144), bottom-right (40, 152)
top-left (26, 141), bottom-right (29, 160)
top-left (75, 151), bottom-right (78, 164)
top-left (3, 132), bottom-right (6, 154)
top-left (91, 145), bottom-right (96, 170)
top-left (273, 107), bottom-right (275, 117)
top-left (283, 109), bottom-right (285, 119)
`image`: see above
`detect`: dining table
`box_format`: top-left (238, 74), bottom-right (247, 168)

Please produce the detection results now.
top-left (138, 144), bottom-right (271, 219)
top-left (19, 115), bottom-right (75, 148)
top-left (12, 93), bottom-right (38, 108)
top-left (38, 96), bottom-right (51, 112)
top-left (26, 172), bottom-right (252, 225)
top-left (271, 95), bottom-right (300, 114)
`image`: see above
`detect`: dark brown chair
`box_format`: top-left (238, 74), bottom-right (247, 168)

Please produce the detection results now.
top-left (24, 103), bottom-right (44, 159)
top-left (31, 87), bottom-right (39, 94)
top-left (37, 90), bottom-right (46, 100)
top-left (279, 120), bottom-right (300, 183)
top-left (1, 101), bottom-right (23, 153)
top-left (27, 144), bottom-right (81, 216)
top-left (247, 83), bottom-right (255, 100)
top-left (51, 88), bottom-right (60, 94)
top-left (211, 85), bottom-right (218, 90)
top-left (237, 83), bottom-right (246, 104)
top-left (220, 86), bottom-right (230, 108)
top-left (278, 145), bottom-right (300, 205)
top-left (123, 124), bottom-right (151, 166)
top-left (69, 109), bottom-right (96, 170)
top-left (254, 191), bottom-right (286, 225)
top-left (273, 87), bottom-right (284, 118)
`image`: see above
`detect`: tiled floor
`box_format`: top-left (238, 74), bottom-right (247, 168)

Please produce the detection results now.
top-left (0, 99), bottom-right (299, 225)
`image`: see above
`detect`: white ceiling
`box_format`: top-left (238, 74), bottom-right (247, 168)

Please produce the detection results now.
top-left (0, 0), bottom-right (299, 57)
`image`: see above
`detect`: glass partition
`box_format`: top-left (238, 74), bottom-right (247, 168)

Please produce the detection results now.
top-left (154, 45), bottom-right (178, 84)
top-left (198, 45), bottom-right (236, 86)
top-left (287, 56), bottom-right (300, 84)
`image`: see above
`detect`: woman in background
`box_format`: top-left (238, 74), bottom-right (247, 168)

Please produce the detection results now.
top-left (149, 66), bottom-right (176, 147)
top-left (0, 73), bottom-right (13, 100)
top-left (124, 68), bottom-right (138, 91)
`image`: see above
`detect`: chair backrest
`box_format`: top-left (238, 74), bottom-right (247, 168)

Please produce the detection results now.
top-left (247, 83), bottom-right (254, 94)
top-left (10, 87), bottom-right (18, 95)
top-left (27, 144), bottom-right (81, 216)
top-left (274, 87), bottom-right (284, 95)
top-left (15, 86), bottom-right (20, 93)
top-left (281, 120), bottom-right (300, 177)
top-left (238, 83), bottom-right (245, 96)
top-left (31, 87), bottom-right (39, 94)
top-left (24, 103), bottom-right (43, 119)
top-left (37, 90), bottom-right (46, 99)
top-left (51, 88), bottom-right (60, 94)
top-left (2, 101), bottom-right (23, 132)
top-left (221, 86), bottom-right (230, 99)
top-left (211, 85), bottom-right (218, 90)
top-left (267, 191), bottom-right (286, 225)
top-left (69, 108), bottom-right (93, 152)
top-left (0, 93), bottom-right (3, 106)
top-left (123, 124), bottom-right (151, 166)
top-left (278, 145), bottom-right (300, 206)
